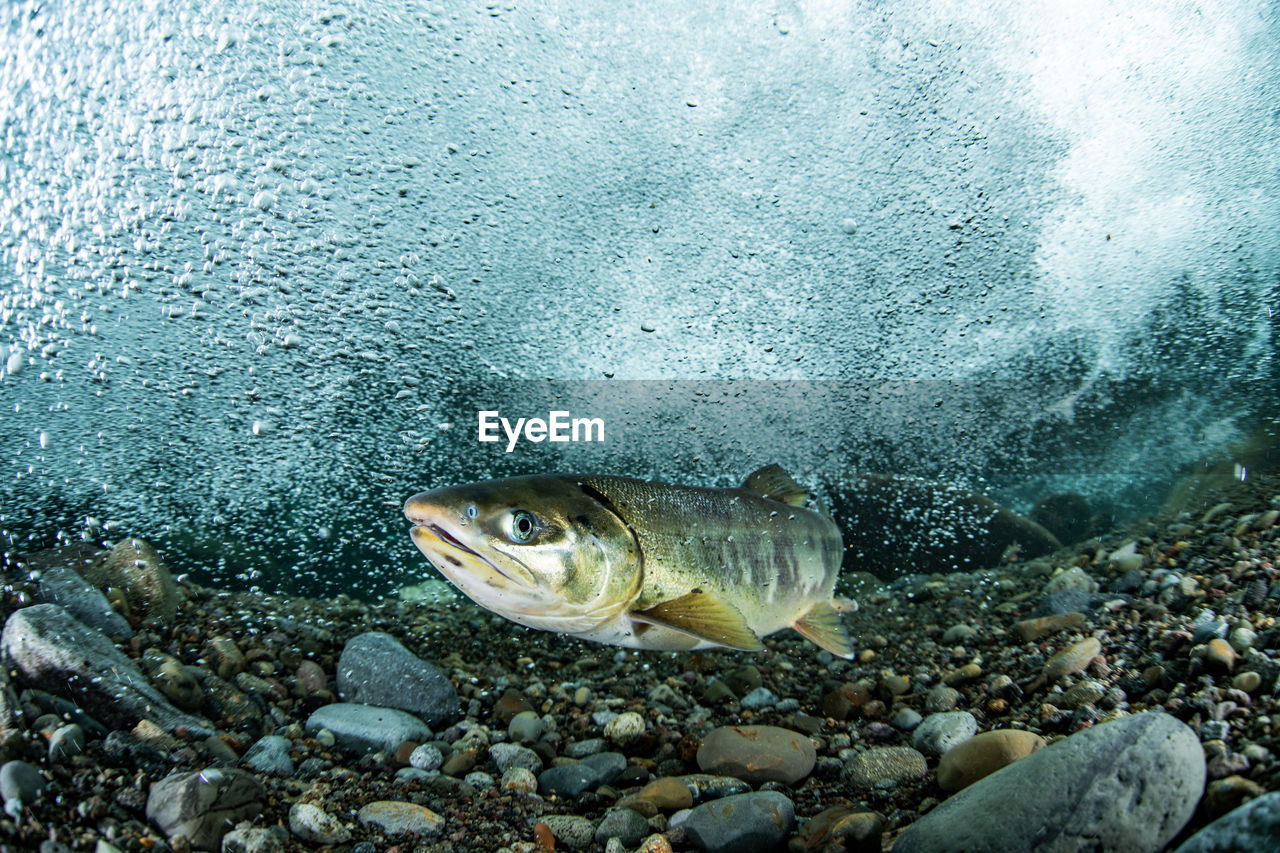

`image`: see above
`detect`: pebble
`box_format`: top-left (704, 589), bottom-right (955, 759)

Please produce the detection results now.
top-left (696, 725), bottom-right (816, 785)
top-left (564, 738), bottom-right (606, 758)
top-left (508, 710), bottom-right (545, 743)
top-left (841, 746), bottom-right (928, 788)
top-left (893, 713), bottom-right (1204, 852)
top-left (791, 805), bottom-right (883, 852)
top-left (604, 711), bottom-right (646, 746)
top-left (304, 703), bottom-right (433, 755)
top-left (501, 766), bottom-right (538, 794)
top-left (635, 776), bottom-right (694, 812)
top-left (1231, 671), bottom-right (1262, 693)
top-left (289, 802), bottom-right (352, 844)
top-left (1057, 679), bottom-right (1106, 709)
top-left (1032, 590), bottom-right (1120, 618)
top-left (679, 774), bottom-right (752, 803)
top-left (1, 604), bottom-right (212, 735)
top-left (145, 768), bottom-right (265, 851)
top-left (595, 807), bottom-right (650, 847)
top-left (1044, 566), bottom-right (1097, 594)
top-left (86, 538), bottom-right (179, 626)
top-left (935, 729), bottom-right (1046, 792)
top-left (538, 762), bottom-right (603, 798)
top-left (222, 826), bottom-right (286, 853)
top-left (409, 743), bottom-right (443, 771)
top-left (911, 712), bottom-right (977, 756)
top-left (892, 708), bottom-right (923, 731)
top-left (682, 791), bottom-right (795, 853)
top-left (0, 760), bottom-right (46, 816)
top-left (925, 685), bottom-right (960, 713)
top-left (739, 686), bottom-right (777, 709)
top-left (489, 742), bottom-right (544, 775)
top-left (35, 564), bottom-right (133, 638)
top-left (241, 735), bottom-right (294, 776)
top-left (1173, 791), bottom-right (1280, 853)
top-left (48, 724), bottom-right (86, 763)
top-left (336, 632), bottom-right (460, 727)
top-left (540, 814), bottom-right (596, 851)
top-left (1044, 636), bottom-right (1101, 680)
top-left (1203, 775), bottom-right (1265, 818)
top-left (356, 800), bottom-right (444, 837)
top-left (1203, 638), bottom-right (1238, 671)
top-left (941, 624), bottom-right (977, 644)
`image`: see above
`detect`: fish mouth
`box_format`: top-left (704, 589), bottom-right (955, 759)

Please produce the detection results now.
top-left (406, 511), bottom-right (536, 589)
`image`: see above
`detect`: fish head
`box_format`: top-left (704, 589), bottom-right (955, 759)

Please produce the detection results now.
top-left (403, 475), bottom-right (642, 635)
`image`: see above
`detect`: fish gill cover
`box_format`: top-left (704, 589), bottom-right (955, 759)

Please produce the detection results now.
top-left (0, 0), bottom-right (1276, 597)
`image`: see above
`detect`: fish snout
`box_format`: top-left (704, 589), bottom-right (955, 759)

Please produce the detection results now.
top-left (403, 492), bottom-right (437, 525)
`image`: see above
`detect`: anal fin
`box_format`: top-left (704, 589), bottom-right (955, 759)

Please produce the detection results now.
top-left (793, 600), bottom-right (855, 659)
top-left (631, 591), bottom-right (764, 652)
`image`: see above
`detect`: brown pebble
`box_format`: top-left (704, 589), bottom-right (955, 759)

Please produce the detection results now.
top-left (944, 663), bottom-right (982, 685)
top-left (1204, 775), bottom-right (1265, 818)
top-left (1232, 671), bottom-right (1262, 693)
top-left (1203, 638), bottom-right (1237, 671)
top-left (821, 682), bottom-right (870, 720)
top-left (1015, 612), bottom-right (1087, 642)
top-left (635, 776), bottom-right (692, 812)
top-left (394, 740), bottom-right (420, 766)
top-left (791, 804), bottom-right (884, 851)
top-left (936, 729), bottom-right (1046, 792)
top-left (1044, 637), bottom-right (1102, 680)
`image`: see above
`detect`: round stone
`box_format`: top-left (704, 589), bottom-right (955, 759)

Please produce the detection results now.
top-left (696, 725), bottom-right (816, 785)
top-left (936, 729), bottom-right (1046, 792)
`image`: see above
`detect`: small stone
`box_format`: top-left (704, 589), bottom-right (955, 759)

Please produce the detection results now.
top-left (508, 710), bottom-right (545, 744)
top-left (595, 807), bottom-right (650, 846)
top-left (683, 791), bottom-right (795, 853)
top-left (604, 711), bottom-right (645, 746)
top-left (409, 743), bottom-right (443, 771)
top-left (942, 624), bottom-right (977, 644)
top-left (145, 768), bottom-right (265, 851)
top-left (1044, 566), bottom-right (1098, 594)
top-left (696, 725), bottom-right (816, 785)
top-left (86, 538), bottom-right (179, 626)
top-left (1228, 627), bottom-right (1257, 653)
top-left (636, 776), bottom-right (693, 812)
top-left (489, 742), bottom-right (544, 775)
top-left (1044, 637), bottom-right (1101, 680)
top-left (356, 800), bottom-right (444, 837)
top-left (1203, 775), bottom-right (1266, 819)
top-left (48, 724), bottom-right (85, 763)
top-left (820, 682), bottom-right (870, 719)
top-left (221, 826), bottom-right (285, 853)
top-left (911, 712), bottom-right (977, 757)
top-left (0, 760), bottom-right (46, 810)
top-left (1057, 680), bottom-right (1106, 709)
top-left (241, 735), bottom-right (294, 777)
top-left (740, 686), bottom-right (777, 709)
top-left (538, 763), bottom-right (600, 798)
top-left (724, 665), bottom-right (762, 696)
top-left (925, 685), bottom-right (960, 713)
top-left (540, 814), bottom-right (595, 851)
top-left (1014, 612), bottom-right (1087, 642)
top-left (892, 708), bottom-right (923, 731)
top-left (289, 802), bottom-right (352, 844)
top-left (206, 637), bottom-right (246, 681)
top-left (564, 738), bottom-right (606, 758)
top-left (841, 746), bottom-right (928, 788)
top-left (679, 774), bottom-right (752, 803)
top-left (1174, 791), bottom-right (1280, 853)
top-left (936, 729), bottom-right (1046, 792)
top-left (1231, 671), bottom-right (1262, 693)
top-left (501, 766), bottom-right (538, 794)
top-left (791, 805), bottom-right (883, 852)
top-left (35, 564), bottom-right (133, 638)
top-left (943, 663), bottom-right (982, 685)
top-left (1203, 638), bottom-right (1238, 671)
top-left (336, 632), bottom-right (459, 726)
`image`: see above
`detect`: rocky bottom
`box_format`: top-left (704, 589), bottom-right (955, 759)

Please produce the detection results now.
top-left (1, 473), bottom-right (1279, 853)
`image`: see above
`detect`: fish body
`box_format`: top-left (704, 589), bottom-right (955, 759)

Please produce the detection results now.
top-left (403, 465), bottom-right (854, 657)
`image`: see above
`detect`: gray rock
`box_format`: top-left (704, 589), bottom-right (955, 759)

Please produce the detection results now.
top-left (241, 735), bottom-right (295, 776)
top-left (1031, 589), bottom-right (1124, 618)
top-left (740, 687), bottom-right (777, 709)
top-left (1, 760), bottom-right (46, 815)
top-left (145, 768), bottom-right (265, 852)
top-left (356, 800), bottom-right (444, 837)
top-left (912, 712), bottom-right (978, 756)
top-left (580, 751), bottom-right (627, 785)
top-left (538, 763), bottom-right (602, 798)
top-left (540, 815), bottom-right (595, 851)
top-left (595, 807), bottom-right (651, 846)
top-left (680, 774), bottom-right (753, 803)
top-left (489, 742), bottom-right (543, 775)
top-left (842, 746), bottom-right (928, 788)
top-left (409, 743), bottom-right (443, 771)
top-left (48, 724), bottom-right (85, 763)
top-left (564, 738), bottom-right (606, 758)
top-left (1, 604), bottom-right (212, 736)
top-left (893, 708), bottom-right (924, 731)
top-left (683, 791), bottom-right (795, 853)
top-left (336, 632), bottom-right (460, 726)
top-left (696, 725), bottom-right (816, 785)
top-left (36, 564), bottom-right (133, 638)
top-left (1174, 791), bottom-right (1280, 853)
top-left (304, 703), bottom-right (432, 755)
top-left (508, 710), bottom-right (545, 744)
top-left (893, 712), bottom-right (1204, 853)
top-left (288, 801), bottom-right (352, 844)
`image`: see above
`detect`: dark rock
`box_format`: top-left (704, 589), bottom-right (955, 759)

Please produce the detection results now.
top-left (1, 604), bottom-right (212, 735)
top-left (336, 632), bottom-right (460, 727)
top-left (595, 807), bottom-right (650, 846)
top-left (580, 751), bottom-right (627, 785)
top-left (145, 767), bottom-right (265, 852)
top-left (683, 791), bottom-right (795, 853)
top-left (36, 564), bottom-right (133, 638)
top-left (241, 735), bottom-right (294, 776)
top-left (0, 760), bottom-right (47, 810)
top-left (538, 763), bottom-right (601, 798)
top-left (304, 702), bottom-right (432, 755)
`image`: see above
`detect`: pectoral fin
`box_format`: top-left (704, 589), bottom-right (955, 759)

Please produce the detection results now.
top-left (793, 600), bottom-right (855, 659)
top-left (631, 591), bottom-right (764, 652)
top-left (742, 464), bottom-right (809, 507)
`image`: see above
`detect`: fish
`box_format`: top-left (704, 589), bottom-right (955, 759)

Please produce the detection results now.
top-left (402, 464), bottom-right (855, 658)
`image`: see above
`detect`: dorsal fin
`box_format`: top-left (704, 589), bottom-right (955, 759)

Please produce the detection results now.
top-left (742, 464), bottom-right (808, 507)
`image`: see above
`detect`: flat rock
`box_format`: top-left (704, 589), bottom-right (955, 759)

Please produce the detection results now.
top-left (1173, 791), bottom-right (1280, 853)
top-left (36, 564), bottom-right (133, 638)
top-left (696, 725), bottom-right (816, 785)
top-left (682, 791), bottom-right (795, 853)
top-left (336, 631), bottom-right (460, 726)
top-left (241, 735), bottom-right (295, 777)
top-left (1, 604), bottom-right (212, 736)
top-left (356, 800), bottom-right (444, 837)
top-left (304, 702), bottom-right (432, 754)
top-left (145, 768), bottom-right (265, 852)
top-left (893, 712), bottom-right (1204, 853)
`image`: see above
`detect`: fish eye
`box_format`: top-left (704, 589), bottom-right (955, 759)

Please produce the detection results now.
top-left (466, 505), bottom-right (477, 519)
top-left (503, 509), bottom-right (539, 544)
